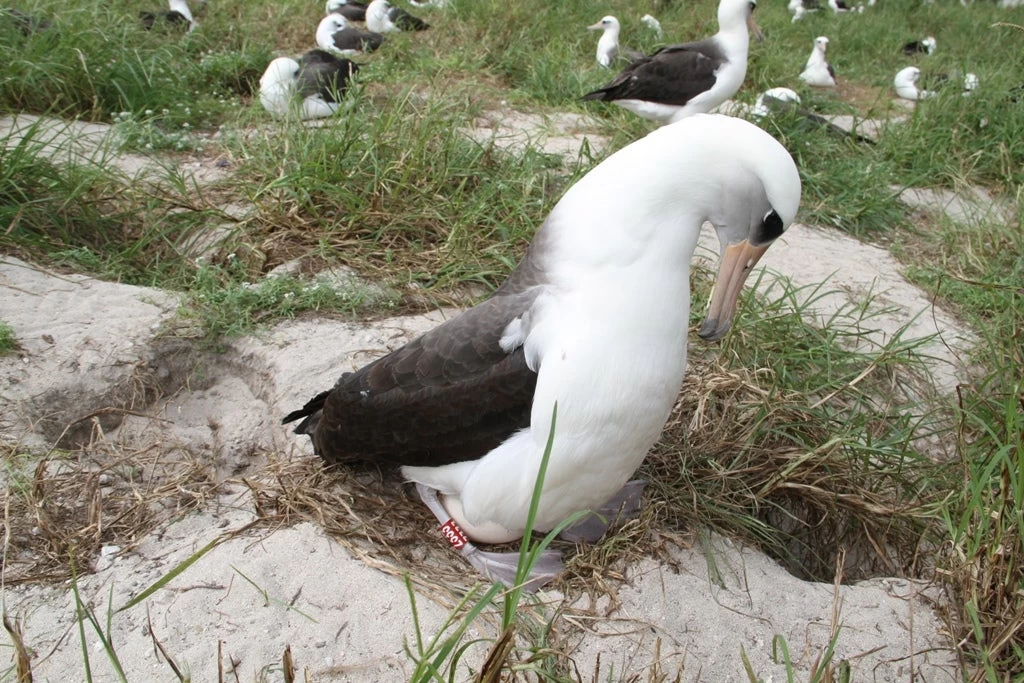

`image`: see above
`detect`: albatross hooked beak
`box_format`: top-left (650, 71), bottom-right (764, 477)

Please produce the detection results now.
top-left (747, 14), bottom-right (765, 43)
top-left (698, 239), bottom-right (771, 341)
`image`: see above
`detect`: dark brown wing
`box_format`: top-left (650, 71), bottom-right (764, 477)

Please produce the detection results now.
top-left (287, 291), bottom-right (537, 468)
top-left (297, 50), bottom-right (359, 102)
top-left (390, 6), bottom-right (428, 30)
top-left (332, 2), bottom-right (367, 21)
top-left (284, 224), bottom-right (554, 468)
top-left (582, 40), bottom-right (724, 106)
top-left (329, 27), bottom-right (384, 54)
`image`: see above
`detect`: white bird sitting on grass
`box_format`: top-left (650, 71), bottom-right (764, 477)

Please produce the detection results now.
top-left (799, 36), bottom-right (836, 88)
top-left (366, 0), bottom-right (429, 32)
top-left (282, 114), bottom-right (802, 590)
top-left (259, 50), bottom-right (359, 120)
top-left (893, 66), bottom-right (935, 100)
top-left (316, 14), bottom-right (384, 55)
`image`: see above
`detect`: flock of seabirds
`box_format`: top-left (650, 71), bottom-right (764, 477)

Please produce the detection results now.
top-left (0, 0), bottom-right (1001, 589)
top-left (246, 0), bottom-right (984, 123)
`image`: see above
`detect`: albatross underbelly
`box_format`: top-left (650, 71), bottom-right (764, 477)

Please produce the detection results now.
top-left (403, 295), bottom-right (690, 539)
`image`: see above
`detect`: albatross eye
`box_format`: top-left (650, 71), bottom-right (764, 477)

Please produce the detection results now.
top-left (754, 210), bottom-right (784, 245)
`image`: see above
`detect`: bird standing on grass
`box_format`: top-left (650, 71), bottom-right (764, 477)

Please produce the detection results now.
top-left (582, 0), bottom-right (764, 125)
top-left (283, 114), bottom-right (801, 589)
top-left (799, 36), bottom-right (836, 88)
top-left (588, 16), bottom-right (622, 68)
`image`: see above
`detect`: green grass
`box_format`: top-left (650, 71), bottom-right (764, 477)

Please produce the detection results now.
top-left (0, 321), bottom-right (16, 355)
top-left (2, 0), bottom-right (1024, 678)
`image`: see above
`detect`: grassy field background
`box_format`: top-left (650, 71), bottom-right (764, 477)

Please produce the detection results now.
top-left (2, 0), bottom-right (1023, 679)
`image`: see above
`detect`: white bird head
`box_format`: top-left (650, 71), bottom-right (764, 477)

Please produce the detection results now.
top-left (366, 0), bottom-right (395, 32)
top-left (922, 36), bottom-right (937, 54)
top-left (316, 14), bottom-right (348, 50)
top-left (259, 57), bottom-right (299, 89)
top-left (552, 114), bottom-right (801, 341)
top-left (894, 65), bottom-right (920, 88)
top-left (893, 66), bottom-right (935, 100)
top-left (963, 72), bottom-right (979, 93)
top-left (325, 0), bottom-right (346, 12)
top-left (719, 0), bottom-right (765, 42)
top-left (814, 35), bottom-right (830, 53)
top-left (587, 15), bottom-right (620, 34)
top-left (259, 57), bottom-right (300, 118)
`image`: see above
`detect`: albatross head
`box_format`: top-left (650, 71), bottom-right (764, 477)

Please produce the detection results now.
top-left (682, 116), bottom-right (801, 340)
top-left (260, 57), bottom-right (299, 90)
top-left (894, 65), bottom-right (921, 92)
top-left (719, 0), bottom-right (765, 43)
top-left (552, 115), bottom-right (800, 342)
top-left (587, 15), bottom-right (620, 34)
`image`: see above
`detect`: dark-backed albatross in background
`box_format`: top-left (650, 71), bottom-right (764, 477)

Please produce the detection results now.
top-left (259, 50), bottom-right (359, 120)
top-left (582, 0), bottom-right (763, 125)
top-left (283, 114), bottom-right (802, 589)
top-left (366, 0), bottom-right (428, 32)
top-left (316, 14), bottom-right (384, 56)
top-left (325, 0), bottom-right (368, 22)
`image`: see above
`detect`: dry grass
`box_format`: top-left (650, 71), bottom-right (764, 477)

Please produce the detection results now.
top-left (1, 425), bottom-right (217, 586)
top-left (644, 359), bottom-right (942, 583)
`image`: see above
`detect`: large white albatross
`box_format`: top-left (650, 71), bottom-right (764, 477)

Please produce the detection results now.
top-left (283, 114), bottom-right (801, 589)
top-left (582, 0), bottom-right (764, 125)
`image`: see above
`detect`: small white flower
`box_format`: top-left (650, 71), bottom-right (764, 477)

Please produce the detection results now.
top-left (144, 109), bottom-right (153, 116)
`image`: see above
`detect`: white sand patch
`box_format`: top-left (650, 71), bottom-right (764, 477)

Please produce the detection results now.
top-left (0, 114), bottom-right (228, 184)
top-left (462, 108), bottom-right (609, 161)
top-left (0, 257), bottom-right (179, 451)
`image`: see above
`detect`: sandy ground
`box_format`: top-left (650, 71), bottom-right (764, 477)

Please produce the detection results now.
top-left (0, 110), bottom-right (992, 681)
